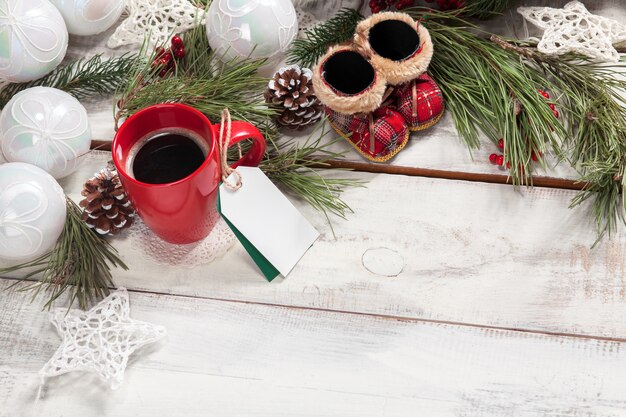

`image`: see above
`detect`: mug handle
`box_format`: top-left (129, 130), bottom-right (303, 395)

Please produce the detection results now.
top-left (213, 121), bottom-right (266, 168)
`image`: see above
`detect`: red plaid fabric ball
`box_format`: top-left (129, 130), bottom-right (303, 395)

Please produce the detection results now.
top-left (393, 74), bottom-right (445, 131)
top-left (327, 107), bottom-right (409, 163)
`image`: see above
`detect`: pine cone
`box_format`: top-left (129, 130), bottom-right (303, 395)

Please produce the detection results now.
top-left (264, 65), bottom-right (324, 130)
top-left (80, 162), bottom-right (135, 236)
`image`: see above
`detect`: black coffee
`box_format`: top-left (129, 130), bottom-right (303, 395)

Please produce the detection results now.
top-left (131, 131), bottom-right (206, 184)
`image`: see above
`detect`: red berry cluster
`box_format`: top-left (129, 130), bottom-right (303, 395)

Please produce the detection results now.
top-left (369, 0), bottom-right (414, 13)
top-left (489, 139), bottom-right (506, 168)
top-left (369, 0), bottom-right (464, 13)
top-left (153, 34), bottom-right (186, 77)
top-left (424, 0), bottom-right (465, 10)
top-left (489, 89), bottom-right (558, 169)
top-left (488, 138), bottom-right (543, 170)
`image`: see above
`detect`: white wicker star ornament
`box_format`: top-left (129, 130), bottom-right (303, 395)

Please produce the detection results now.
top-left (518, 1), bottom-right (626, 63)
top-left (107, 0), bottom-right (205, 48)
top-left (40, 288), bottom-right (166, 389)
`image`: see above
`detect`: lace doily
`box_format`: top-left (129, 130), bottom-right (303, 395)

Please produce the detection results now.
top-left (127, 217), bottom-right (236, 268)
top-left (518, 1), bottom-right (626, 63)
top-left (107, 0), bottom-right (205, 48)
top-left (40, 288), bottom-right (166, 390)
top-left (296, 9), bottom-right (317, 38)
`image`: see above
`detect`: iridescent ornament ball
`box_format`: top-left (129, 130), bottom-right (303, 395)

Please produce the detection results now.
top-left (206, 0), bottom-right (298, 68)
top-left (0, 163), bottom-right (67, 263)
top-left (0, 0), bottom-right (68, 82)
top-left (0, 87), bottom-right (92, 179)
top-left (50, 0), bottom-right (125, 36)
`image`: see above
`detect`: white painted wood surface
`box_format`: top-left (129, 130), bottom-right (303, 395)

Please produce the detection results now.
top-left (2, 280), bottom-right (626, 417)
top-left (2, 151), bottom-right (620, 340)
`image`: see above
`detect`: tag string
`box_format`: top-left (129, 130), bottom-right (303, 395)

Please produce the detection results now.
top-left (219, 108), bottom-right (242, 191)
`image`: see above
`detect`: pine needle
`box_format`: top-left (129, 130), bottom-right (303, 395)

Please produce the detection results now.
top-left (0, 53), bottom-right (138, 109)
top-left (462, 0), bottom-right (512, 19)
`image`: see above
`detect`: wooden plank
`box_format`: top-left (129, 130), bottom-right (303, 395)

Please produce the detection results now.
top-left (1, 282), bottom-right (626, 417)
top-left (4, 151), bottom-right (626, 340)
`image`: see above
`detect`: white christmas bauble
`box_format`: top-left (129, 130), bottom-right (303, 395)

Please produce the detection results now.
top-left (0, 87), bottom-right (92, 179)
top-left (0, 162), bottom-right (66, 263)
top-left (50, 0), bottom-right (125, 36)
top-left (206, 0), bottom-right (298, 67)
top-left (0, 0), bottom-right (69, 82)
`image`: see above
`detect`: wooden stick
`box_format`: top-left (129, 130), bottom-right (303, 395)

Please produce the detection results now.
top-left (92, 140), bottom-right (587, 191)
top-left (322, 159), bottom-right (588, 191)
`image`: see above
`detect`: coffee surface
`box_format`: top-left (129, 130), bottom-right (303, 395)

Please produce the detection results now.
top-left (131, 130), bottom-right (207, 184)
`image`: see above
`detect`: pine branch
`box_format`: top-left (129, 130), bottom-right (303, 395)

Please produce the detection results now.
top-left (410, 8), bottom-right (626, 243)
top-left (0, 53), bottom-right (138, 109)
top-left (461, 0), bottom-right (512, 19)
top-left (261, 123), bottom-right (364, 222)
top-left (288, 8), bottom-right (363, 68)
top-left (3, 198), bottom-right (128, 310)
top-left (485, 36), bottom-right (626, 243)
top-left (410, 10), bottom-right (565, 185)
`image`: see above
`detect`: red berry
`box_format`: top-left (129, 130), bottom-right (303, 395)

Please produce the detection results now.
top-left (496, 155), bottom-right (504, 166)
top-left (369, 0), bottom-right (386, 12)
top-left (549, 103), bottom-right (556, 111)
top-left (171, 34), bottom-right (184, 49)
top-left (173, 46), bottom-right (185, 59)
top-left (553, 110), bottom-right (559, 119)
top-left (538, 89), bottom-right (550, 99)
top-left (489, 153), bottom-right (498, 164)
top-left (531, 151), bottom-right (538, 162)
top-left (162, 51), bottom-right (173, 63)
top-left (506, 161), bottom-right (511, 169)
top-left (497, 138), bottom-right (504, 149)
top-left (155, 46), bottom-right (166, 59)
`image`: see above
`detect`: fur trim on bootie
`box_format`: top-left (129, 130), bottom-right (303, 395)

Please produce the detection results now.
top-left (354, 12), bottom-right (433, 86)
top-left (313, 45), bottom-right (388, 115)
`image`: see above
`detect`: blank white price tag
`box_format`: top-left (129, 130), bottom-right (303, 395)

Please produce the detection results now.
top-left (219, 166), bottom-right (319, 281)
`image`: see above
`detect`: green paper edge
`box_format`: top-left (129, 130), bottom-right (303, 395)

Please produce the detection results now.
top-left (217, 191), bottom-right (280, 282)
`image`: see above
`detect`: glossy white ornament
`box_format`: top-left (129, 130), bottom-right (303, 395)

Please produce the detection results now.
top-left (206, 0), bottom-right (298, 68)
top-left (0, 162), bottom-right (66, 263)
top-left (0, 87), bottom-right (92, 179)
top-left (50, 0), bottom-right (125, 36)
top-left (0, 0), bottom-right (69, 82)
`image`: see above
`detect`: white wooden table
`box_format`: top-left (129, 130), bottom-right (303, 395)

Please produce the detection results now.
top-left (2, 1), bottom-right (626, 416)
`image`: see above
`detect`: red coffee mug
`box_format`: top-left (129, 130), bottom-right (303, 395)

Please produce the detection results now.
top-left (112, 103), bottom-right (265, 244)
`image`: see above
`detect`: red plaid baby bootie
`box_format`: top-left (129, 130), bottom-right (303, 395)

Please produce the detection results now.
top-left (393, 74), bottom-right (445, 131)
top-left (327, 106), bottom-right (409, 163)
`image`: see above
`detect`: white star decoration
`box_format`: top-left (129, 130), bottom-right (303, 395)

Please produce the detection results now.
top-left (518, 1), bottom-right (626, 63)
top-left (107, 0), bottom-right (205, 48)
top-left (40, 288), bottom-right (166, 389)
